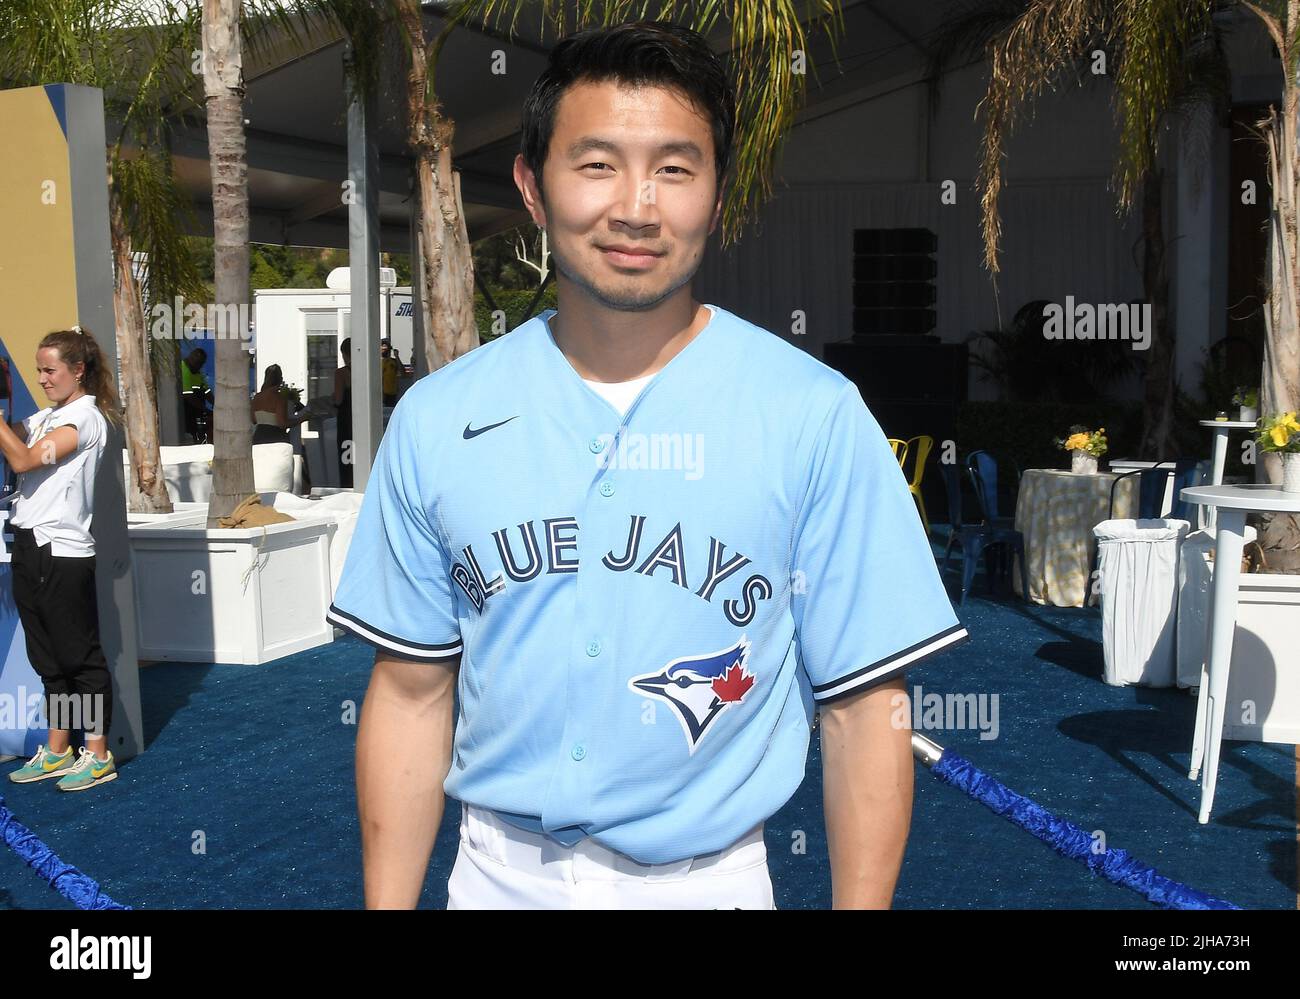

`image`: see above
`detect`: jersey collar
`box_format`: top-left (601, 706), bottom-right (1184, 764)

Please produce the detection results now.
top-left (537, 304), bottom-right (722, 418)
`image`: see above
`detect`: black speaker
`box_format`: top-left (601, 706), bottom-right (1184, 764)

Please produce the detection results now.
top-left (852, 227), bottom-right (938, 338)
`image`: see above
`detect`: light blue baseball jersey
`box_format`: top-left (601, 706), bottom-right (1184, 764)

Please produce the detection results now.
top-left (327, 304), bottom-right (969, 865)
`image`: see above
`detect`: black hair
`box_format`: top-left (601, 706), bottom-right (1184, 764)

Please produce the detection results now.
top-left (519, 20), bottom-right (736, 202)
top-left (262, 363), bottom-right (283, 389)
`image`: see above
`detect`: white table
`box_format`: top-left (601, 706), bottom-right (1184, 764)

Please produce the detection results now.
top-left (1179, 483), bottom-right (1300, 823)
top-left (1198, 420), bottom-right (1256, 530)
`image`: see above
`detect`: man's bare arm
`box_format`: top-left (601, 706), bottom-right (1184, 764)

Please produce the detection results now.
top-left (356, 650), bottom-right (460, 908)
top-left (820, 676), bottom-right (912, 909)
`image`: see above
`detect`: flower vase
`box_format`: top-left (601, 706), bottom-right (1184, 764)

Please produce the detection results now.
top-left (1283, 452), bottom-right (1300, 494)
top-left (1071, 450), bottom-right (1098, 475)
top-left (1239, 406), bottom-right (1258, 424)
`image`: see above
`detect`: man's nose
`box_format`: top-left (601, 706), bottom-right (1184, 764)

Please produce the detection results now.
top-left (613, 173), bottom-right (661, 227)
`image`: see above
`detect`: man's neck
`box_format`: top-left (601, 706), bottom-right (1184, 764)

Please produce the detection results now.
top-left (550, 295), bottom-right (711, 383)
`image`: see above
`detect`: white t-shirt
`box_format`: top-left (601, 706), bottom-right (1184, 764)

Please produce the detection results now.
top-left (10, 393), bottom-right (108, 557)
top-left (580, 306), bottom-right (718, 416)
top-left (581, 372), bottom-right (655, 417)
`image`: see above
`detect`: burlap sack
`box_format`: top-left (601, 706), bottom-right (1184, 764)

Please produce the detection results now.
top-left (217, 494), bottom-right (296, 529)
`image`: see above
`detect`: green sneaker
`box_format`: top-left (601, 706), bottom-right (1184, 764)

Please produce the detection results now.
top-left (8, 744), bottom-right (77, 783)
top-left (55, 748), bottom-right (118, 792)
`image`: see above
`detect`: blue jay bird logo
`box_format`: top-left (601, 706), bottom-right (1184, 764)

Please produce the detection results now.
top-left (628, 637), bottom-right (756, 754)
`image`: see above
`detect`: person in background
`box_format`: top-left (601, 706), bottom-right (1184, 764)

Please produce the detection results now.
top-left (380, 339), bottom-right (400, 408)
top-left (181, 347), bottom-right (211, 443)
top-left (333, 338), bottom-right (353, 488)
top-left (250, 363), bottom-right (308, 446)
top-left (0, 327), bottom-right (122, 791)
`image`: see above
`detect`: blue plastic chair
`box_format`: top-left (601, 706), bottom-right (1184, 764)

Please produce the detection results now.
top-left (966, 450), bottom-right (1021, 528)
top-left (940, 457), bottom-right (1029, 604)
top-left (1107, 458), bottom-right (1201, 522)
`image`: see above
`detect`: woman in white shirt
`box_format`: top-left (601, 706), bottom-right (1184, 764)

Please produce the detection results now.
top-left (0, 326), bottom-right (122, 791)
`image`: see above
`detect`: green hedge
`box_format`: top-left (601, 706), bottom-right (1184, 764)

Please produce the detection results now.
top-left (955, 400), bottom-right (1145, 473)
top-left (474, 286), bottom-right (558, 341)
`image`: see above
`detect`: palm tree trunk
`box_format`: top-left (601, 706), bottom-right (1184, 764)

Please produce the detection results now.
top-left (1258, 94), bottom-right (1300, 571)
top-left (109, 185), bottom-right (172, 514)
top-left (1137, 164), bottom-right (1177, 459)
top-left (202, 0), bottom-right (255, 525)
top-left (394, 0), bottom-right (479, 369)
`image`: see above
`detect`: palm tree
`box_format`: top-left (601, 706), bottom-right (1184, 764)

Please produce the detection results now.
top-left (926, 0), bottom-right (1231, 460)
top-left (314, 0), bottom-right (848, 372)
top-left (199, 0), bottom-right (258, 525)
top-left (946, 0), bottom-right (1297, 568)
top-left (0, 0), bottom-right (209, 514)
top-left (1238, 1), bottom-right (1300, 569)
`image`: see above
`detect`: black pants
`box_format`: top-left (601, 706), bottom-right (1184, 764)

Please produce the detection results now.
top-left (9, 526), bottom-right (113, 737)
top-left (337, 407), bottom-right (354, 488)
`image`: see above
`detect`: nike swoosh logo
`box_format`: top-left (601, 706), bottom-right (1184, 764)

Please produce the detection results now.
top-left (463, 416), bottom-right (519, 439)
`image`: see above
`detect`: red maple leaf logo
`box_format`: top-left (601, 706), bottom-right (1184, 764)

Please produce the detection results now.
top-left (712, 664), bottom-right (755, 703)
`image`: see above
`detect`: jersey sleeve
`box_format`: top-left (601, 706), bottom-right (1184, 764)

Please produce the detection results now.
top-left (791, 381), bottom-right (968, 704)
top-left (326, 400), bottom-right (462, 662)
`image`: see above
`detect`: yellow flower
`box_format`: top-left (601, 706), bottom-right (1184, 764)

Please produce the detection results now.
top-left (1270, 425), bottom-right (1291, 448)
top-left (1282, 412), bottom-right (1300, 432)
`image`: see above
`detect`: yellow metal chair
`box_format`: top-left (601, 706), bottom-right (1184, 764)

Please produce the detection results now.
top-left (888, 438), bottom-right (909, 467)
top-left (903, 435), bottom-right (934, 534)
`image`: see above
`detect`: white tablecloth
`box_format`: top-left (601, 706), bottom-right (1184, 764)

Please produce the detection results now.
top-left (1014, 468), bottom-right (1137, 607)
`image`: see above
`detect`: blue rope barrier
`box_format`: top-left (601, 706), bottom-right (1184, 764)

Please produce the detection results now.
top-left (0, 793), bottom-right (131, 910)
top-left (930, 749), bottom-right (1239, 910)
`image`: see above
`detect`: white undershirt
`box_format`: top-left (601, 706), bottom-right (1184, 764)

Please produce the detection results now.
top-left (580, 372), bottom-right (656, 417)
top-left (579, 306), bottom-right (717, 417)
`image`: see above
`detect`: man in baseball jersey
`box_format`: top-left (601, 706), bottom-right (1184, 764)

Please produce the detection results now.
top-left (327, 20), bottom-right (969, 909)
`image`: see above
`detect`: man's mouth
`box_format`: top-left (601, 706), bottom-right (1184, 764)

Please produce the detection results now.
top-left (599, 245), bottom-right (662, 268)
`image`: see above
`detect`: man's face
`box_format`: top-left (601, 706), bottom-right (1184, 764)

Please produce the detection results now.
top-left (515, 80), bottom-right (723, 312)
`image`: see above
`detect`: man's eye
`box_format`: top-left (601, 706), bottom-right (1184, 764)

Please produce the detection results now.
top-left (583, 162), bottom-right (611, 171)
top-left (660, 166), bottom-right (689, 176)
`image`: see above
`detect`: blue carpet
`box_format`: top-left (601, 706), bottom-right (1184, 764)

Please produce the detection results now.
top-left (1, 537), bottom-right (1294, 909)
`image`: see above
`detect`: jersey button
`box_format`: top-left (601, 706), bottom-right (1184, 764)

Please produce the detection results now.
top-left (570, 743), bottom-right (587, 761)
top-left (588, 437), bottom-right (605, 453)
top-left (599, 480), bottom-right (615, 497)
top-left (586, 640), bottom-right (601, 657)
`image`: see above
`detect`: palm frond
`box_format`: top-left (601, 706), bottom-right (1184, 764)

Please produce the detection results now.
top-left (440, 0), bottom-right (845, 248)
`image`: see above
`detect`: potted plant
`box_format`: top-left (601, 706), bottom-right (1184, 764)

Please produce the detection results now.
top-left (1056, 425), bottom-right (1107, 474)
top-left (1232, 386), bottom-right (1259, 424)
top-left (1256, 411), bottom-right (1300, 493)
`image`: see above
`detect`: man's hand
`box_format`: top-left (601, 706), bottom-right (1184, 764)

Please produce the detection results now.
top-left (356, 651), bottom-right (460, 908)
top-left (819, 675), bottom-right (913, 909)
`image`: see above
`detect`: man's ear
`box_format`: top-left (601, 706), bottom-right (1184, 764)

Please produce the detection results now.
top-left (513, 154), bottom-right (547, 228)
top-left (708, 182), bottom-right (724, 236)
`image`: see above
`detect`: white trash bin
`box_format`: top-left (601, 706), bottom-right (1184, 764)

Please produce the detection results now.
top-left (1093, 518), bottom-right (1191, 687)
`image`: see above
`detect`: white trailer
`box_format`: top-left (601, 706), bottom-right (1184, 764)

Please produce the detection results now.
top-left (252, 267), bottom-right (414, 417)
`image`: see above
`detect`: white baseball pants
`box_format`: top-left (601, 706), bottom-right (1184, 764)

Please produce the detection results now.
top-left (446, 804), bottom-right (776, 909)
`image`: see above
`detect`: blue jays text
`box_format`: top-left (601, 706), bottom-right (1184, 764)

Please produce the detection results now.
top-left (451, 513), bottom-right (775, 627)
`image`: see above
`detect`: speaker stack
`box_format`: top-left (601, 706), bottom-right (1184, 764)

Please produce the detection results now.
top-left (823, 228), bottom-right (967, 524)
